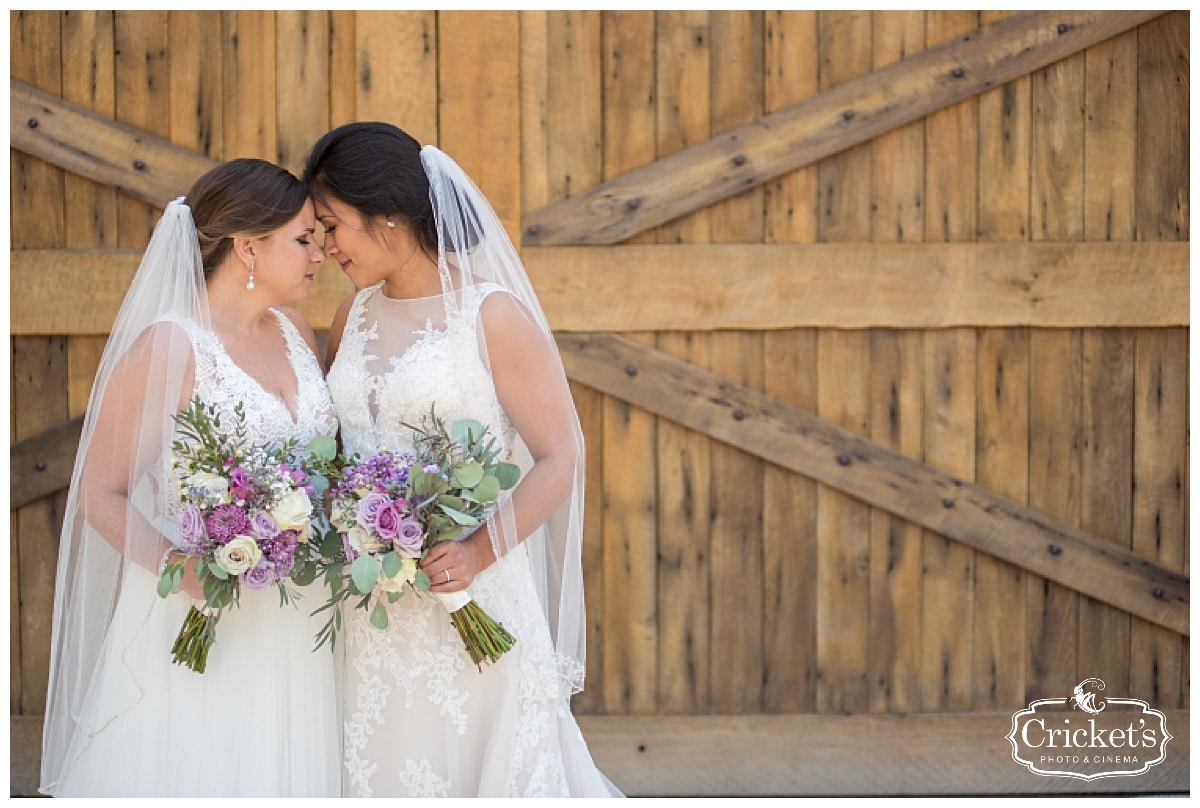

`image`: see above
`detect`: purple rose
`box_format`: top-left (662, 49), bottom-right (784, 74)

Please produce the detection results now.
top-left (374, 502), bottom-right (401, 539)
top-left (393, 517), bottom-right (425, 558)
top-left (241, 559), bottom-right (277, 590)
top-left (177, 504), bottom-right (207, 552)
top-left (357, 492), bottom-right (391, 530)
top-left (250, 510), bottom-right (279, 539)
top-left (206, 504), bottom-right (252, 545)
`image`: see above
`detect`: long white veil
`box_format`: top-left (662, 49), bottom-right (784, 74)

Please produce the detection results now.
top-left (420, 146), bottom-right (588, 693)
top-left (40, 199), bottom-right (208, 792)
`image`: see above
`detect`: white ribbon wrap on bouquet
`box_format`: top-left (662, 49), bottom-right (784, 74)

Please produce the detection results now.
top-left (434, 589), bottom-right (473, 612)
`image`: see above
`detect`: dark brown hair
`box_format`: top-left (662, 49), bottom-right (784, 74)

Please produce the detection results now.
top-left (184, 158), bottom-right (308, 277)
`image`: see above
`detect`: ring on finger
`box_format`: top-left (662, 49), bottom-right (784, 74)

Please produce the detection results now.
top-left (444, 569), bottom-right (451, 584)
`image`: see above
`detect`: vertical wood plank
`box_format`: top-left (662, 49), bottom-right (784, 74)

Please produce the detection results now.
top-left (438, 12), bottom-right (521, 241)
top-left (600, 10), bottom-right (659, 715)
top-left (1026, 330), bottom-right (1082, 700)
top-left (655, 332), bottom-right (712, 715)
top-left (975, 9), bottom-right (1031, 713)
top-left (67, 338), bottom-right (108, 419)
top-left (867, 11), bottom-right (925, 716)
top-left (1031, 48), bottom-right (1085, 241)
top-left (355, 11), bottom-right (437, 145)
top-left (520, 10), bottom-right (550, 243)
top-left (762, 9), bottom-right (819, 714)
top-left (924, 10), bottom-right (978, 243)
top-left (1084, 30), bottom-right (1137, 242)
top-left (763, 10), bottom-right (818, 245)
top-left (221, 11), bottom-right (277, 161)
top-left (1136, 12), bottom-right (1189, 241)
top-left (328, 11), bottom-right (356, 127)
top-left (973, 329), bottom-right (1028, 710)
top-left (570, 376), bottom-right (606, 716)
top-left (61, 10), bottom-right (117, 248)
top-left (11, 8), bottom-right (66, 719)
top-left (919, 328), bottom-right (977, 712)
top-left (1131, 329), bottom-right (1187, 708)
top-left (656, 10), bottom-right (711, 244)
top-left (546, 11), bottom-right (602, 205)
top-left (977, 9), bottom-right (1030, 241)
top-left (813, 9), bottom-right (872, 715)
top-left (708, 10), bottom-right (766, 715)
top-left (169, 11), bottom-right (222, 159)
top-left (276, 11), bottom-right (330, 176)
top-left (114, 11), bottom-right (170, 246)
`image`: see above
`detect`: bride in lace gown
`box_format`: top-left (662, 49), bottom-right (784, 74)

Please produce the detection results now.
top-left (41, 160), bottom-right (342, 796)
top-left (306, 123), bottom-right (621, 797)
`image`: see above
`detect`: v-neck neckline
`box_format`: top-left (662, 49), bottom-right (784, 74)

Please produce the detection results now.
top-left (210, 309), bottom-right (303, 427)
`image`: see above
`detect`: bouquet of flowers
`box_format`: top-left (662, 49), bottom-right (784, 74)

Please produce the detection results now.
top-left (157, 396), bottom-right (338, 673)
top-left (314, 407), bottom-right (521, 669)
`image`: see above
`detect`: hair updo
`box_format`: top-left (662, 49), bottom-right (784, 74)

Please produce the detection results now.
top-left (302, 122), bottom-right (455, 256)
top-left (184, 158), bottom-right (308, 278)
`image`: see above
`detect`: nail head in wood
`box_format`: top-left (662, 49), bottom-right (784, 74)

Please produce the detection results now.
top-left (27, 118), bottom-right (38, 129)
top-left (624, 364), bottom-right (637, 377)
top-left (133, 159), bottom-right (147, 171)
top-left (732, 409), bottom-right (745, 421)
top-left (842, 109), bottom-right (855, 121)
top-left (1152, 588), bottom-right (1165, 600)
top-left (625, 198), bottom-right (641, 210)
top-left (731, 154), bottom-right (747, 167)
top-left (35, 461), bottom-right (47, 472)
top-left (942, 497), bottom-right (955, 509)
top-left (1057, 23), bottom-right (1070, 35)
top-left (525, 224), bottom-right (541, 236)
top-left (1048, 543), bottom-right (1063, 556)
top-left (951, 67), bottom-right (965, 79)
top-left (836, 454), bottom-right (851, 467)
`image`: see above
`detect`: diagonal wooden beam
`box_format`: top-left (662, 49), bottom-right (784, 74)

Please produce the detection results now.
top-left (522, 10), bottom-right (1167, 245)
top-left (11, 79), bottom-right (217, 208)
top-left (555, 332), bottom-right (1189, 636)
top-left (10, 415), bottom-right (83, 510)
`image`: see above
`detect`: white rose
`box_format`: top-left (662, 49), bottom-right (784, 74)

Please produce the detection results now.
top-left (216, 535), bottom-right (262, 576)
top-left (269, 490), bottom-right (313, 531)
top-left (346, 525), bottom-right (370, 557)
top-left (297, 521), bottom-right (313, 544)
top-left (186, 470), bottom-right (230, 504)
top-left (378, 557), bottom-right (419, 594)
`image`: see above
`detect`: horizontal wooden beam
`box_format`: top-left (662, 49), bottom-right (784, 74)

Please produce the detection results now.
top-left (556, 333), bottom-right (1189, 635)
top-left (11, 241), bottom-right (1189, 335)
top-left (525, 242), bottom-right (1189, 330)
top-left (12, 712), bottom-right (1188, 796)
top-left (10, 249), bottom-right (354, 336)
top-left (522, 10), bottom-right (1167, 245)
top-left (11, 415), bottom-right (83, 510)
top-left (11, 79), bottom-right (218, 209)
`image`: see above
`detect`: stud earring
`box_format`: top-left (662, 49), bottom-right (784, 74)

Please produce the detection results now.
top-left (387, 220), bottom-right (396, 228)
top-left (246, 262), bottom-right (255, 291)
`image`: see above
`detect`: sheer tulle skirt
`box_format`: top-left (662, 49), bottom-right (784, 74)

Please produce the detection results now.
top-left (50, 564), bottom-right (341, 797)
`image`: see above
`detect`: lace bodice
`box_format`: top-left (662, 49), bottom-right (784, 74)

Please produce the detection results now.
top-left (177, 309), bottom-right (338, 447)
top-left (328, 282), bottom-right (512, 460)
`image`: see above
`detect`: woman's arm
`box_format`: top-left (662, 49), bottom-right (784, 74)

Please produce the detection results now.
top-left (423, 292), bottom-right (580, 592)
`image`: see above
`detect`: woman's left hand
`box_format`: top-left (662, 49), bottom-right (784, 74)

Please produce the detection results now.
top-left (421, 527), bottom-right (496, 594)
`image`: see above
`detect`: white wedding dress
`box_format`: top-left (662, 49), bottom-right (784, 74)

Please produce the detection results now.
top-left (50, 310), bottom-right (343, 797)
top-left (328, 282), bottom-right (619, 797)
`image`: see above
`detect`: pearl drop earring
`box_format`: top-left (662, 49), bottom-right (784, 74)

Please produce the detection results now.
top-left (387, 220), bottom-right (396, 228)
top-left (246, 262), bottom-right (255, 291)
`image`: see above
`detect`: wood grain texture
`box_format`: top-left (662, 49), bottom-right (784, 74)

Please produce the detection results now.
top-left (522, 10), bottom-right (1166, 245)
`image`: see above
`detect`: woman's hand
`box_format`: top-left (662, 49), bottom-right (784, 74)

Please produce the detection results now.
top-left (421, 527), bottom-right (497, 594)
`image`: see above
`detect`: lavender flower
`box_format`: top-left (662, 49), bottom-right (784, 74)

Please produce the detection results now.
top-left (374, 502), bottom-right (402, 539)
top-left (250, 510), bottom-right (279, 539)
top-left (241, 559), bottom-right (277, 590)
top-left (177, 504), bottom-right (208, 553)
top-left (393, 517), bottom-right (424, 558)
top-left (356, 491), bottom-right (392, 530)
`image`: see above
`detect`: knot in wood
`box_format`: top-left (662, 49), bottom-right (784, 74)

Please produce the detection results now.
top-left (525, 224), bottom-right (541, 236)
top-left (941, 498), bottom-right (955, 509)
top-left (732, 409), bottom-right (745, 421)
top-left (132, 159), bottom-right (147, 171)
top-left (950, 67), bottom-right (966, 79)
top-left (27, 118), bottom-right (38, 129)
top-left (1047, 543), bottom-right (1063, 556)
top-left (842, 109), bottom-right (856, 121)
top-left (731, 154), bottom-right (747, 167)
top-left (836, 454), bottom-right (851, 467)
top-left (1152, 587), bottom-right (1165, 600)
top-left (35, 461), bottom-right (47, 472)
top-left (624, 364), bottom-right (638, 377)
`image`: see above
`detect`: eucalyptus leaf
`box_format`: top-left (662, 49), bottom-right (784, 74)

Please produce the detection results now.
top-left (440, 505), bottom-right (479, 526)
top-left (369, 600), bottom-right (389, 630)
top-left (292, 562), bottom-right (317, 587)
top-left (386, 590), bottom-right (402, 604)
top-left (350, 554), bottom-right (382, 596)
top-left (452, 462), bottom-right (485, 489)
top-left (156, 571), bottom-right (175, 599)
top-left (306, 434), bottom-right (338, 462)
top-left (413, 568), bottom-right (431, 592)
top-left (451, 418), bottom-right (483, 446)
top-left (381, 551), bottom-right (402, 579)
top-left (437, 494), bottom-right (465, 512)
top-left (208, 563), bottom-right (229, 581)
top-left (310, 473), bottom-right (329, 496)
top-left (493, 462), bottom-right (521, 490)
top-left (471, 474), bottom-right (500, 503)
top-left (320, 529), bottom-right (343, 558)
